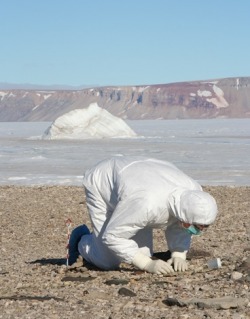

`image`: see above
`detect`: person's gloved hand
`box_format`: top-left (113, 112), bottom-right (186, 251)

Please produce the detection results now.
top-left (145, 259), bottom-right (174, 274)
top-left (167, 251), bottom-right (188, 272)
top-left (132, 251), bottom-right (174, 274)
top-left (167, 257), bottom-right (188, 271)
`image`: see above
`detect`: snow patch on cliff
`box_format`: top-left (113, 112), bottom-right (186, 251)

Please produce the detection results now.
top-left (42, 103), bottom-right (137, 140)
top-left (0, 91), bottom-right (8, 100)
top-left (32, 104), bottom-right (40, 111)
top-left (197, 90), bottom-right (212, 97)
top-left (44, 94), bottom-right (52, 100)
top-left (132, 86), bottom-right (150, 93)
top-left (206, 85), bottom-right (229, 108)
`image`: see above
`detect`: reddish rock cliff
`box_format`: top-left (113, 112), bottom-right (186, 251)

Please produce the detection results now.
top-left (0, 77), bottom-right (249, 121)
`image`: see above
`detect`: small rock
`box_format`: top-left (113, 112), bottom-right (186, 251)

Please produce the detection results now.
top-left (204, 273), bottom-right (214, 279)
top-left (61, 276), bottom-right (96, 282)
top-left (236, 257), bottom-right (250, 275)
top-left (68, 256), bottom-right (84, 268)
top-left (163, 296), bottom-right (248, 309)
top-left (105, 279), bottom-right (129, 286)
top-left (16, 282), bottom-right (23, 289)
top-left (118, 287), bottom-right (137, 297)
top-left (58, 267), bottom-right (66, 274)
top-left (231, 271), bottom-right (243, 281)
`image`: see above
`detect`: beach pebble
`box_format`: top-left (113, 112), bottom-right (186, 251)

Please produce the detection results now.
top-left (1, 185), bottom-right (249, 319)
top-left (118, 287), bottom-right (137, 297)
top-left (231, 271), bottom-right (243, 281)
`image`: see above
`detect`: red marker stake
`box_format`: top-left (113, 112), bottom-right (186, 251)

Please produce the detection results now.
top-left (65, 218), bottom-right (72, 267)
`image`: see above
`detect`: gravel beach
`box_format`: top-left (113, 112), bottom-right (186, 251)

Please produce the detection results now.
top-left (0, 185), bottom-right (249, 319)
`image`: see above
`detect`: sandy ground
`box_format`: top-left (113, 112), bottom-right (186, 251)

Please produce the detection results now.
top-left (0, 185), bottom-right (249, 319)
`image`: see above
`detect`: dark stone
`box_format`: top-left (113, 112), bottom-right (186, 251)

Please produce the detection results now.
top-left (162, 296), bottom-right (248, 309)
top-left (61, 276), bottom-right (96, 282)
top-left (163, 298), bottom-right (185, 307)
top-left (0, 295), bottom-right (63, 302)
top-left (105, 279), bottom-right (129, 286)
top-left (118, 287), bottom-right (136, 297)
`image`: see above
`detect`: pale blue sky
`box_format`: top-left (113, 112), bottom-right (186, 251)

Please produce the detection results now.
top-left (1, 0), bottom-right (250, 87)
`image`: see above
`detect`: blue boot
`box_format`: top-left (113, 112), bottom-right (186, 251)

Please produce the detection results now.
top-left (68, 224), bottom-right (90, 265)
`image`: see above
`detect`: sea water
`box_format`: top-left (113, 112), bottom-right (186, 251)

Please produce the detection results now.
top-left (0, 119), bottom-right (249, 186)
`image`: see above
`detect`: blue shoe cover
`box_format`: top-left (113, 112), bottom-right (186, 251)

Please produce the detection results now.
top-left (68, 224), bottom-right (90, 265)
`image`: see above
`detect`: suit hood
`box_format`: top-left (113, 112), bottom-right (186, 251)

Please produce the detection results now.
top-left (168, 188), bottom-right (218, 225)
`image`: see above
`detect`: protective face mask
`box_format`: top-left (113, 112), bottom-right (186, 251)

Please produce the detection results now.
top-left (185, 225), bottom-right (201, 236)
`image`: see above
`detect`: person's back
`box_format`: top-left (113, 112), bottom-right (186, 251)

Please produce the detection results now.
top-left (83, 156), bottom-right (201, 208)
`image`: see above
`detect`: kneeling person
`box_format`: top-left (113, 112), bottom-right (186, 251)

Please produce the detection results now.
top-left (69, 156), bottom-right (218, 274)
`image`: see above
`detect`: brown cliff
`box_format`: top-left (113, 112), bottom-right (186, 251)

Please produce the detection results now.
top-left (0, 77), bottom-right (249, 121)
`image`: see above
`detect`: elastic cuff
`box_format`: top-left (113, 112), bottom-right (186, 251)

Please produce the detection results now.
top-left (132, 251), bottom-right (152, 270)
top-left (171, 251), bottom-right (187, 260)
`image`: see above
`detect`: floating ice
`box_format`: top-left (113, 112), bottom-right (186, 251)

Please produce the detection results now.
top-left (42, 103), bottom-right (137, 139)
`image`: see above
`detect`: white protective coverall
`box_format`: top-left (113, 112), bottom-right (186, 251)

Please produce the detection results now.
top-left (78, 156), bottom-right (218, 271)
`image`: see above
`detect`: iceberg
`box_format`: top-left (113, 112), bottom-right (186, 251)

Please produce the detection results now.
top-left (42, 103), bottom-right (137, 139)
